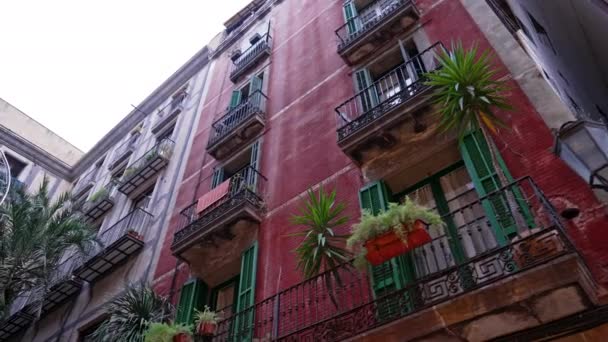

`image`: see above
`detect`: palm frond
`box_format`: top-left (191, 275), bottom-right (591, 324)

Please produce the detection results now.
top-left (425, 41), bottom-right (511, 140)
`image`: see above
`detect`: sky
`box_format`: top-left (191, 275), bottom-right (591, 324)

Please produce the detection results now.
top-left (0, 0), bottom-right (251, 152)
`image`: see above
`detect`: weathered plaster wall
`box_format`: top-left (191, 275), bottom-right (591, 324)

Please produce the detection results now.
top-left (154, 0), bottom-right (608, 327)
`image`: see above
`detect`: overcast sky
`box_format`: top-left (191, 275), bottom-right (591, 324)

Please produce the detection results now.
top-left (0, 0), bottom-right (251, 152)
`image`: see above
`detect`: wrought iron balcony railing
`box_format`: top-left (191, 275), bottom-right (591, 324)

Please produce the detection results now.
top-left (335, 42), bottom-right (444, 142)
top-left (208, 90), bottom-right (268, 148)
top-left (109, 133), bottom-right (140, 170)
top-left (117, 138), bottom-right (174, 195)
top-left (74, 207), bottom-right (152, 283)
top-left (335, 0), bottom-right (415, 53)
top-left (81, 180), bottom-right (117, 221)
top-left (229, 33), bottom-right (272, 82)
top-left (196, 177), bottom-right (580, 341)
top-left (172, 166), bottom-right (266, 249)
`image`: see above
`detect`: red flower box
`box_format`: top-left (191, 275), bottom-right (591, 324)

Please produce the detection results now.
top-left (173, 333), bottom-right (192, 342)
top-left (197, 322), bottom-right (217, 336)
top-left (364, 220), bottom-right (431, 266)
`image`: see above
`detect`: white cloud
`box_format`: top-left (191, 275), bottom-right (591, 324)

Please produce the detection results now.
top-left (0, 0), bottom-right (251, 151)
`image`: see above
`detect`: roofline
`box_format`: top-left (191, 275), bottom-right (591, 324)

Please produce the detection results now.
top-left (69, 45), bottom-right (211, 178)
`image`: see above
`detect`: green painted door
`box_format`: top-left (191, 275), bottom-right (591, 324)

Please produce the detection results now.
top-left (354, 68), bottom-right (379, 114)
top-left (343, 1), bottom-right (359, 35)
top-left (234, 242), bottom-right (258, 341)
top-left (229, 89), bottom-right (242, 109)
top-left (175, 278), bottom-right (207, 325)
top-left (459, 131), bottom-right (534, 245)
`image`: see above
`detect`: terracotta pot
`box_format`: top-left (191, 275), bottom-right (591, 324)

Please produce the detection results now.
top-left (173, 333), bottom-right (192, 342)
top-left (197, 322), bottom-right (217, 336)
top-left (364, 220), bottom-right (431, 266)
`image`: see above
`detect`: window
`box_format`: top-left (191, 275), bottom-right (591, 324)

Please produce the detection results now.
top-left (210, 278), bottom-right (238, 318)
top-left (527, 11), bottom-right (556, 53)
top-left (133, 186), bottom-right (154, 210)
top-left (157, 124), bottom-right (175, 142)
top-left (5, 153), bottom-right (27, 178)
top-left (229, 73), bottom-right (264, 110)
top-left (170, 87), bottom-right (188, 111)
top-left (211, 140), bottom-right (261, 189)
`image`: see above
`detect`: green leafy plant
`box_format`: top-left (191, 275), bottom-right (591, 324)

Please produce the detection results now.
top-left (89, 283), bottom-right (174, 342)
top-left (0, 177), bottom-right (98, 318)
top-left (425, 42), bottom-right (511, 140)
top-left (347, 199), bottom-right (443, 268)
top-left (88, 188), bottom-right (109, 203)
top-left (195, 305), bottom-right (219, 324)
top-left (144, 322), bottom-right (192, 342)
top-left (425, 41), bottom-right (526, 229)
top-left (289, 186), bottom-right (352, 279)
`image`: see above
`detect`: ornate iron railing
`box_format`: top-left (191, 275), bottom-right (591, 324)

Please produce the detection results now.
top-left (120, 138), bottom-right (174, 183)
top-left (173, 166), bottom-right (267, 247)
top-left (335, 0), bottom-right (415, 52)
top-left (198, 177), bottom-right (580, 341)
top-left (335, 42), bottom-right (444, 141)
top-left (229, 33), bottom-right (272, 81)
top-left (208, 90), bottom-right (268, 147)
top-left (109, 133), bottom-right (140, 168)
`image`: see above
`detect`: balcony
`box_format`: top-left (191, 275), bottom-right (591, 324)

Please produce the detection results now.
top-left (152, 91), bottom-right (187, 135)
top-left (229, 33), bottom-right (272, 82)
top-left (335, 0), bottom-right (419, 65)
top-left (81, 181), bottom-right (117, 222)
top-left (0, 257), bottom-right (82, 340)
top-left (196, 178), bottom-right (594, 342)
top-left (117, 139), bottom-right (174, 196)
top-left (171, 166), bottom-right (266, 262)
top-left (207, 91), bottom-right (267, 160)
top-left (73, 208), bottom-right (152, 283)
top-left (335, 43), bottom-right (443, 162)
top-left (108, 133), bottom-right (140, 171)
top-left (72, 168), bottom-right (97, 199)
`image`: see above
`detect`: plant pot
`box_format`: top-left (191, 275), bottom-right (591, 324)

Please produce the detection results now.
top-left (127, 230), bottom-right (142, 240)
top-left (364, 220), bottom-right (431, 266)
top-left (173, 333), bottom-right (192, 342)
top-left (197, 322), bottom-right (217, 336)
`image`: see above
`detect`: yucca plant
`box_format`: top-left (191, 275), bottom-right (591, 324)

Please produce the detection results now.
top-left (288, 186), bottom-right (352, 307)
top-left (425, 42), bottom-right (527, 229)
top-left (89, 283), bottom-right (174, 342)
top-left (0, 177), bottom-right (98, 318)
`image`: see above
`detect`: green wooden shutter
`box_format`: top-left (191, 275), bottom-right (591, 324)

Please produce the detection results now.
top-left (459, 131), bottom-right (533, 243)
top-left (229, 90), bottom-right (242, 109)
top-left (247, 140), bottom-right (261, 191)
top-left (234, 242), bottom-right (258, 341)
top-left (343, 1), bottom-right (359, 35)
top-left (176, 279), bottom-right (207, 325)
top-left (211, 167), bottom-right (224, 189)
top-left (354, 69), bottom-right (379, 113)
top-left (249, 75), bottom-right (264, 110)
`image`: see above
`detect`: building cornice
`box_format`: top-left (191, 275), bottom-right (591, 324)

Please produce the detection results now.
top-left (0, 125), bottom-right (72, 178)
top-left (70, 46), bottom-right (211, 179)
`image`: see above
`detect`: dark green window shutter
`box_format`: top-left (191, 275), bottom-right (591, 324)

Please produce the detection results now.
top-left (358, 180), bottom-right (389, 215)
top-left (229, 90), bottom-right (242, 109)
top-left (234, 242), bottom-right (258, 341)
top-left (211, 167), bottom-right (224, 189)
top-left (343, 1), bottom-right (359, 35)
top-left (176, 279), bottom-right (207, 325)
top-left (354, 69), bottom-right (378, 113)
top-left (459, 131), bottom-right (533, 243)
top-left (247, 140), bottom-right (261, 190)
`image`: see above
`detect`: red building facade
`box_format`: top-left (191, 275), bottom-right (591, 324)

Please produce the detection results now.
top-left (153, 0), bottom-right (608, 340)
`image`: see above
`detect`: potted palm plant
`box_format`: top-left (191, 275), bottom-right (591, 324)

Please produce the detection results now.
top-left (347, 199), bottom-right (443, 267)
top-left (288, 185), bottom-right (352, 307)
top-left (194, 305), bottom-right (219, 336)
top-left (144, 322), bottom-right (193, 342)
